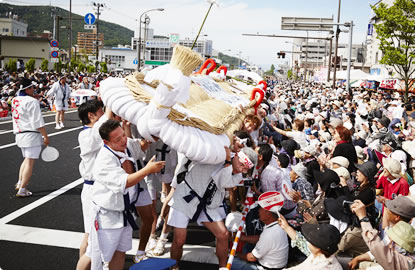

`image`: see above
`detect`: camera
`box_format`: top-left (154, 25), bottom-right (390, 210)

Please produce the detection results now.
top-left (243, 177), bottom-right (254, 187)
top-left (342, 200), bottom-right (354, 210)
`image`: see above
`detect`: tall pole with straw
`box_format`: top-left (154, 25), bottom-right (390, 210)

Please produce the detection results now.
top-left (191, 0), bottom-right (218, 50)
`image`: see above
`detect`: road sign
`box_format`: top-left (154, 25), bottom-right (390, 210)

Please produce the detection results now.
top-left (51, 47), bottom-right (59, 51)
top-left (281, 17), bottom-right (334, 32)
top-left (84, 24), bottom-right (97, 30)
top-left (84, 13), bottom-right (96, 25)
top-left (50, 58), bottom-right (59, 63)
top-left (169, 33), bottom-right (180, 45)
top-left (50, 51), bottom-right (59, 58)
top-left (50, 39), bottom-right (59, 47)
top-left (133, 58), bottom-right (138, 65)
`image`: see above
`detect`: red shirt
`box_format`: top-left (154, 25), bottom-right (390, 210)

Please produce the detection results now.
top-left (376, 175), bottom-right (409, 200)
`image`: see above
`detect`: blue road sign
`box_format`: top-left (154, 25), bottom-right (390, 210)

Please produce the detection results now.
top-left (51, 51), bottom-right (59, 58)
top-left (84, 13), bottom-right (96, 25)
top-left (50, 40), bottom-right (59, 47)
top-left (133, 58), bottom-right (138, 65)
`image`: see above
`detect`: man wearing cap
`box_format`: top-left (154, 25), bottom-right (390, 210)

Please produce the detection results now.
top-left (231, 192), bottom-right (289, 270)
top-left (168, 146), bottom-right (257, 269)
top-left (349, 197), bottom-right (415, 270)
top-left (11, 78), bottom-right (49, 197)
top-left (376, 157), bottom-right (409, 203)
top-left (47, 76), bottom-right (70, 130)
top-left (278, 214), bottom-right (342, 269)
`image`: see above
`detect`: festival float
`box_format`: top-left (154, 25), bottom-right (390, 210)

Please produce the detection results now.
top-left (99, 45), bottom-right (266, 164)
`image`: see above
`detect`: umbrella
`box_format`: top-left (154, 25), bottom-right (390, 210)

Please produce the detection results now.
top-left (71, 89), bottom-right (98, 97)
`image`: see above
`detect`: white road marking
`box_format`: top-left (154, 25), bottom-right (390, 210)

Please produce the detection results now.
top-left (0, 110), bottom-right (77, 125)
top-left (0, 178), bottom-right (83, 224)
top-left (0, 121), bottom-right (57, 135)
top-left (72, 145), bottom-right (80, 149)
top-left (0, 126), bottom-right (82, 150)
top-left (0, 224), bottom-right (218, 264)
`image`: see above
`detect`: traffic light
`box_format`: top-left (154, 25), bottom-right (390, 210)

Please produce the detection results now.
top-left (277, 52), bottom-right (286, 59)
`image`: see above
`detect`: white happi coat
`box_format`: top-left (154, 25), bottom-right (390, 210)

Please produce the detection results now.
top-left (78, 115), bottom-right (108, 182)
top-left (11, 95), bottom-right (44, 148)
top-left (91, 138), bottom-right (146, 229)
top-left (48, 81), bottom-right (70, 108)
top-left (169, 157), bottom-right (239, 222)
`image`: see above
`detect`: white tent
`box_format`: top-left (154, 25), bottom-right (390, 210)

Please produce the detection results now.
top-left (330, 69), bottom-right (370, 80)
top-left (227, 69), bottom-right (263, 83)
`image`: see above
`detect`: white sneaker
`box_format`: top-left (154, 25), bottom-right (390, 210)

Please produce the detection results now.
top-left (153, 238), bottom-right (168, 256)
top-left (16, 188), bottom-right (33, 198)
top-left (55, 124), bottom-right (62, 130)
top-left (133, 252), bottom-right (148, 263)
top-left (60, 122), bottom-right (64, 128)
top-left (146, 236), bottom-right (157, 251)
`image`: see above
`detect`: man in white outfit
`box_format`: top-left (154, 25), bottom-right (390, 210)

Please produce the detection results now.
top-left (12, 78), bottom-right (49, 197)
top-left (168, 147), bottom-right (257, 269)
top-left (75, 99), bottom-right (111, 270)
top-left (47, 76), bottom-right (70, 129)
top-left (85, 119), bottom-right (165, 270)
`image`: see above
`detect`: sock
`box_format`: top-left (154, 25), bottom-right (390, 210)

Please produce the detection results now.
top-left (136, 250), bottom-right (145, 255)
top-left (18, 187), bottom-right (26, 193)
top-left (150, 234), bottom-right (157, 239)
top-left (17, 180), bottom-right (22, 186)
top-left (160, 232), bottom-right (169, 240)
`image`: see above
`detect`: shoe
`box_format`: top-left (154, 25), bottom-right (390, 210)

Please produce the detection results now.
top-left (55, 124), bottom-right (62, 130)
top-left (146, 236), bottom-right (157, 251)
top-left (16, 189), bottom-right (33, 198)
top-left (60, 122), bottom-right (64, 128)
top-left (153, 238), bottom-right (168, 256)
top-left (133, 252), bottom-right (148, 263)
top-left (156, 217), bottom-right (164, 231)
top-left (160, 191), bottom-right (167, 203)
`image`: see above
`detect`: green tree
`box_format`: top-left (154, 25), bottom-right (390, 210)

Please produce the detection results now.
top-left (25, 58), bottom-right (36, 73)
top-left (41, 58), bottom-right (49, 72)
top-left (100, 62), bottom-right (108, 73)
top-left (54, 59), bottom-right (63, 73)
top-left (372, 0), bottom-right (415, 101)
top-left (78, 62), bottom-right (86, 72)
top-left (5, 58), bottom-right (17, 73)
top-left (70, 58), bottom-right (78, 72)
top-left (287, 69), bottom-right (293, 79)
top-left (87, 65), bottom-right (95, 73)
top-left (264, 64), bottom-right (275, 76)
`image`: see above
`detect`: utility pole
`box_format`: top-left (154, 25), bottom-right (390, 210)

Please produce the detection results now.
top-left (327, 36), bottom-right (333, 82)
top-left (69, 0), bottom-right (72, 69)
top-left (93, 2), bottom-right (104, 69)
top-left (332, 0), bottom-right (341, 89)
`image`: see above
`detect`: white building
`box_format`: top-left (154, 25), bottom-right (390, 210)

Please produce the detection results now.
top-left (365, 0), bottom-right (395, 67)
top-left (0, 16), bottom-right (27, 37)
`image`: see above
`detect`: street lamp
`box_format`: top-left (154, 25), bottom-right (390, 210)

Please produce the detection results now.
top-left (137, 8), bottom-right (164, 71)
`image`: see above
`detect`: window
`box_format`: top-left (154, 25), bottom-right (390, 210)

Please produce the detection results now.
top-left (2, 28), bottom-right (9, 32)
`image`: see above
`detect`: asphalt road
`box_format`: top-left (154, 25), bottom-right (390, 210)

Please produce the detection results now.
top-left (0, 109), bottom-right (218, 270)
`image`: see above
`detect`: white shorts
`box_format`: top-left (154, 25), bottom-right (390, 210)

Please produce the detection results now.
top-left (134, 189), bottom-right (152, 207)
top-left (86, 225), bottom-right (132, 262)
top-left (145, 177), bottom-right (158, 201)
top-left (167, 207), bottom-right (222, 228)
top-left (81, 183), bottom-right (94, 232)
top-left (21, 145), bottom-right (42, 159)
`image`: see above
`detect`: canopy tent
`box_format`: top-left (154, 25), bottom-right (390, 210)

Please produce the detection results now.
top-left (227, 69), bottom-right (263, 84)
top-left (330, 69), bottom-right (370, 80)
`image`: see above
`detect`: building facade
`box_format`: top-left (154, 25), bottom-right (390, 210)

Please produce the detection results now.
top-left (0, 16), bottom-right (27, 37)
top-left (0, 36), bottom-right (52, 70)
top-left (77, 30), bottom-right (104, 55)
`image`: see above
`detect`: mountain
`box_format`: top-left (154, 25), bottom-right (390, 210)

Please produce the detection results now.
top-left (0, 3), bottom-right (134, 50)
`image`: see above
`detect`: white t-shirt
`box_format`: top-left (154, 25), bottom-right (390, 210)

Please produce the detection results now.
top-left (12, 95), bottom-right (44, 148)
top-left (286, 130), bottom-right (308, 149)
top-left (252, 221), bottom-right (289, 268)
